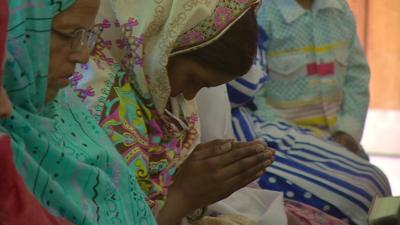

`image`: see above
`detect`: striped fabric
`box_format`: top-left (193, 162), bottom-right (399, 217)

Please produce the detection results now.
top-left (227, 53), bottom-right (391, 225)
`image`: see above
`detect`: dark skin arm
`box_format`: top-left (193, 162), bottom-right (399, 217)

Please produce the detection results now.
top-left (157, 139), bottom-right (275, 225)
top-left (331, 131), bottom-right (362, 155)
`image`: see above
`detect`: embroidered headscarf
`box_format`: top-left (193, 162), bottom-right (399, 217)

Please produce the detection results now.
top-left (74, 0), bottom-right (260, 212)
top-left (0, 1), bottom-right (156, 224)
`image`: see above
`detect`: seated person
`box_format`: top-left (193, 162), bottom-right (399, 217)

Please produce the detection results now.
top-left (0, 0), bottom-right (156, 224)
top-left (0, 3), bottom-right (71, 224)
top-left (255, 0), bottom-right (370, 159)
top-left (74, 0), bottom-right (276, 224)
top-left (75, 1), bottom-right (351, 224)
top-left (226, 46), bottom-right (391, 225)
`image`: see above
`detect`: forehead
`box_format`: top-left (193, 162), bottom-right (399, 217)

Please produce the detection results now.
top-left (52, 0), bottom-right (100, 30)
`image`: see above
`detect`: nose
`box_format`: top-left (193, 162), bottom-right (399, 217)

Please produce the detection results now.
top-left (0, 88), bottom-right (12, 118)
top-left (69, 46), bottom-right (91, 65)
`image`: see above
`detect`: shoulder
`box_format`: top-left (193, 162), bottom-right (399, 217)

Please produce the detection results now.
top-left (322, 0), bottom-right (356, 31)
top-left (256, 0), bottom-right (281, 26)
top-left (339, 0), bottom-right (357, 30)
top-left (335, 0), bottom-right (357, 20)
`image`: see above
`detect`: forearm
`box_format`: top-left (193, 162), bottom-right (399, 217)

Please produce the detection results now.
top-left (156, 188), bottom-right (192, 225)
top-left (156, 206), bottom-right (184, 225)
top-left (336, 26), bottom-right (370, 141)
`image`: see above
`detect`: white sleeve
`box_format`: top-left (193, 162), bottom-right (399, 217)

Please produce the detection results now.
top-left (196, 84), bottom-right (235, 143)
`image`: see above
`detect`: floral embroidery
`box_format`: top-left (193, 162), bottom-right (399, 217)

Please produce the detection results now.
top-left (214, 7), bottom-right (233, 30)
top-left (236, 0), bottom-right (250, 3)
top-left (127, 17), bottom-right (139, 28)
top-left (70, 72), bottom-right (95, 101)
top-left (99, 19), bottom-right (111, 29)
top-left (180, 31), bottom-right (206, 46)
top-left (174, 0), bottom-right (259, 50)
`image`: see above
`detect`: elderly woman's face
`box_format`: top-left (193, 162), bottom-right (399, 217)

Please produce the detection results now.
top-left (46, 0), bottom-right (99, 102)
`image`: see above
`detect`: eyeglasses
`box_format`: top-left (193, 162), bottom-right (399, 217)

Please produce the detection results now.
top-left (52, 25), bottom-right (102, 52)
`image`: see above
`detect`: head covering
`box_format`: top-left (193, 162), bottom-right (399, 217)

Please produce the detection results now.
top-left (110, 0), bottom-right (260, 113)
top-left (1, 2), bottom-right (69, 224)
top-left (0, 137), bottom-right (74, 225)
top-left (0, 1), bottom-right (155, 224)
top-left (73, 0), bottom-right (259, 212)
top-left (0, 0), bottom-right (8, 85)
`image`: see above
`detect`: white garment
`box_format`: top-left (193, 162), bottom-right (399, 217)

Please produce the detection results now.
top-left (209, 187), bottom-right (288, 225)
top-left (196, 85), bottom-right (288, 225)
top-left (196, 85), bottom-right (235, 142)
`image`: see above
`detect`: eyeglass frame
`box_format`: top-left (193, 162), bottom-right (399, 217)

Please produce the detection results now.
top-left (51, 25), bottom-right (102, 52)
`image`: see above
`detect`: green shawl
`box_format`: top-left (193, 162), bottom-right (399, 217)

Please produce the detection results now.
top-left (0, 1), bottom-right (156, 224)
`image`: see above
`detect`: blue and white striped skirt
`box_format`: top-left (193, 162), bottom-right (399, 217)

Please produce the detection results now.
top-left (232, 107), bottom-right (391, 225)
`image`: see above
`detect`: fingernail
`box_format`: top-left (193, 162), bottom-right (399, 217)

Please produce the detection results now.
top-left (220, 142), bottom-right (232, 152)
top-left (263, 160), bottom-right (272, 167)
top-left (255, 144), bottom-right (264, 152)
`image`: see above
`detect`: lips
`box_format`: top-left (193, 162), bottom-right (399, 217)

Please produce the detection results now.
top-left (63, 73), bottom-right (73, 79)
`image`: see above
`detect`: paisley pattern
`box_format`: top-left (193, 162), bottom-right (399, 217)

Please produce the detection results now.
top-left (74, 0), bottom-right (259, 213)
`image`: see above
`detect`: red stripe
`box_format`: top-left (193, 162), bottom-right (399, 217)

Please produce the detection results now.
top-left (307, 63), bottom-right (318, 75)
top-left (307, 62), bottom-right (335, 77)
top-left (318, 62), bottom-right (335, 76)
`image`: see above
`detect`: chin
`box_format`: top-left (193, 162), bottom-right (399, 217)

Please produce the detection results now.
top-left (57, 78), bottom-right (71, 87)
top-left (183, 95), bottom-right (196, 101)
top-left (169, 91), bottom-right (180, 98)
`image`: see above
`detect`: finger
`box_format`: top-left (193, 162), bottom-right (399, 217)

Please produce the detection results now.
top-left (212, 143), bottom-right (273, 168)
top-left (214, 163), bottom-right (268, 201)
top-left (213, 150), bottom-right (272, 180)
top-left (193, 140), bottom-right (269, 163)
top-left (234, 141), bottom-right (276, 157)
top-left (232, 140), bottom-right (267, 149)
top-left (225, 161), bottom-right (270, 193)
top-left (217, 172), bottom-right (263, 201)
top-left (192, 139), bottom-right (234, 160)
top-left (196, 139), bottom-right (230, 150)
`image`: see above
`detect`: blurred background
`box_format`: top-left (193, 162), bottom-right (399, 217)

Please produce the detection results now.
top-left (348, 0), bottom-right (400, 195)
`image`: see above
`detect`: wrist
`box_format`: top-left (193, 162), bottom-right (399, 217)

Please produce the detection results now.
top-left (186, 207), bottom-right (207, 223)
top-left (157, 187), bottom-right (192, 225)
top-left (331, 130), bottom-right (346, 137)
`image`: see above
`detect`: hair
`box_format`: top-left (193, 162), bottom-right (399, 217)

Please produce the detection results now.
top-left (180, 8), bottom-right (259, 77)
